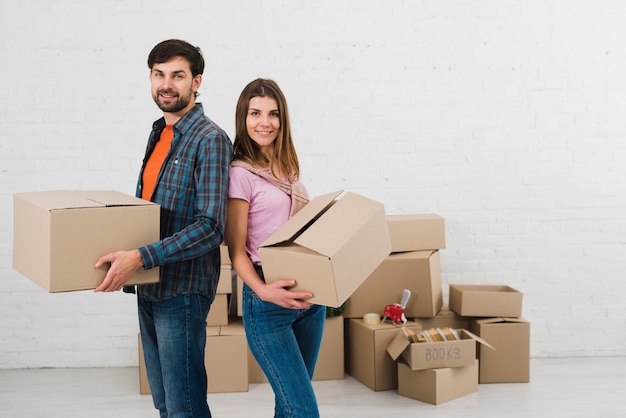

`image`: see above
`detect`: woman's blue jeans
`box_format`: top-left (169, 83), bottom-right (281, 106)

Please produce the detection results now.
top-left (243, 273), bottom-right (326, 418)
top-left (138, 293), bottom-right (211, 418)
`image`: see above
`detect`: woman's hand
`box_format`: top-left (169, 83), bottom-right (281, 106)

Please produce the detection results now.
top-left (256, 279), bottom-right (314, 309)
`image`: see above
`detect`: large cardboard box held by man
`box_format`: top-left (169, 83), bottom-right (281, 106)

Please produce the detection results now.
top-left (259, 190), bottom-right (391, 308)
top-left (13, 190), bottom-right (160, 292)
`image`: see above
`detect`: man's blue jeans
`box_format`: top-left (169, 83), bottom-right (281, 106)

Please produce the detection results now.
top-left (243, 275), bottom-right (326, 418)
top-left (138, 293), bottom-right (211, 418)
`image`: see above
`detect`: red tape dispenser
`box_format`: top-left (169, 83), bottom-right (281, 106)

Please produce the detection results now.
top-left (382, 289), bottom-right (411, 325)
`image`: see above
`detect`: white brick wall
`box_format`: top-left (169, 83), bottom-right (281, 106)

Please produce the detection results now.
top-left (1, 0), bottom-right (625, 368)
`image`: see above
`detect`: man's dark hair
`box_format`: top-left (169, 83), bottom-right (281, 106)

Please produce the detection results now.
top-left (147, 39), bottom-right (205, 76)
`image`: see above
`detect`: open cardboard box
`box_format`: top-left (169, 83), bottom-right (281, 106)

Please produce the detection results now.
top-left (13, 190), bottom-right (160, 292)
top-left (387, 328), bottom-right (494, 370)
top-left (343, 250), bottom-right (443, 318)
top-left (259, 190), bottom-right (391, 307)
top-left (345, 319), bottom-right (422, 391)
top-left (470, 317), bottom-right (530, 383)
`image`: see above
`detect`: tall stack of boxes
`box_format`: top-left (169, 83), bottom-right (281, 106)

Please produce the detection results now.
top-left (343, 214), bottom-right (446, 392)
top-left (449, 284), bottom-right (530, 384)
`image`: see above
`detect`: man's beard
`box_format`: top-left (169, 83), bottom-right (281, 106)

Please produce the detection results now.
top-left (153, 89), bottom-right (193, 113)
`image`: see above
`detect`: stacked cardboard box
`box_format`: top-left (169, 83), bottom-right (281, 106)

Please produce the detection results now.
top-left (139, 319), bottom-right (249, 394)
top-left (343, 214), bottom-right (445, 319)
top-left (449, 284), bottom-right (530, 383)
top-left (386, 327), bottom-right (492, 404)
top-left (343, 214), bottom-right (446, 393)
top-left (207, 245), bottom-right (233, 326)
top-left (248, 314), bottom-right (346, 383)
top-left (345, 319), bottom-right (422, 391)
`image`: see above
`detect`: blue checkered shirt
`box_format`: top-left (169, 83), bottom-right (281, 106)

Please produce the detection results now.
top-left (133, 103), bottom-right (233, 302)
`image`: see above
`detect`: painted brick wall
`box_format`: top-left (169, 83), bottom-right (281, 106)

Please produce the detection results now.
top-left (1, 1), bottom-right (625, 368)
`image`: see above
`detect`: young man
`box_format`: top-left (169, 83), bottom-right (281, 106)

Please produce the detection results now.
top-left (95, 39), bottom-right (233, 418)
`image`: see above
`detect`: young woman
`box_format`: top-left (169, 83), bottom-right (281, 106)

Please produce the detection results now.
top-left (226, 78), bottom-right (326, 418)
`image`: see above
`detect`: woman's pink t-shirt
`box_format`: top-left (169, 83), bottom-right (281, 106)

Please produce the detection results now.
top-left (228, 166), bottom-right (291, 264)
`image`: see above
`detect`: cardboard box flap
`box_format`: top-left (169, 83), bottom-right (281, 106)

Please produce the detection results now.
top-left (462, 329), bottom-right (496, 351)
top-left (475, 317), bottom-right (528, 325)
top-left (261, 190), bottom-right (343, 247)
top-left (295, 192), bottom-right (386, 257)
top-left (15, 190), bottom-right (104, 210)
top-left (386, 328), bottom-right (495, 361)
top-left (15, 190), bottom-right (151, 211)
top-left (386, 331), bottom-right (411, 361)
top-left (80, 190), bottom-right (153, 207)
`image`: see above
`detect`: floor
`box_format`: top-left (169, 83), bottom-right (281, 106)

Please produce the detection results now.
top-left (1, 357), bottom-right (625, 417)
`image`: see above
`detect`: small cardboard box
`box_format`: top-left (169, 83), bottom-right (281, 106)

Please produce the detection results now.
top-left (386, 214), bottom-right (446, 252)
top-left (207, 294), bottom-right (229, 327)
top-left (248, 315), bottom-right (345, 383)
top-left (139, 320), bottom-right (248, 395)
top-left (259, 190), bottom-right (391, 308)
top-left (397, 359), bottom-right (478, 405)
top-left (411, 304), bottom-right (470, 330)
top-left (343, 250), bottom-right (443, 319)
top-left (13, 190), bottom-right (160, 292)
top-left (345, 318), bottom-right (422, 391)
top-left (470, 317), bottom-right (530, 383)
top-left (220, 244), bottom-right (231, 265)
top-left (449, 284), bottom-right (523, 317)
top-left (387, 329), bottom-right (493, 371)
top-left (216, 265), bottom-right (233, 294)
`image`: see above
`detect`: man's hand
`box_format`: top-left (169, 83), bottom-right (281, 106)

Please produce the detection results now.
top-left (94, 250), bottom-right (144, 292)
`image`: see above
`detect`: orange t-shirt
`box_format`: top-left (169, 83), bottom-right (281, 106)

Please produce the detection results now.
top-left (142, 125), bottom-right (174, 200)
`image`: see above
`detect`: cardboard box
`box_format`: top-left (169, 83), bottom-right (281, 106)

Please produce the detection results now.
top-left (139, 320), bottom-right (248, 395)
top-left (248, 315), bottom-right (345, 383)
top-left (345, 318), bottom-right (422, 391)
top-left (236, 274), bottom-right (243, 317)
top-left (343, 250), bottom-right (443, 319)
top-left (138, 334), bottom-right (150, 395)
top-left (387, 329), bottom-right (493, 371)
top-left (220, 244), bottom-right (231, 265)
top-left (397, 359), bottom-right (478, 405)
top-left (411, 304), bottom-right (470, 330)
top-left (13, 190), bottom-right (160, 292)
top-left (216, 265), bottom-right (233, 294)
top-left (470, 317), bottom-right (530, 383)
top-left (259, 190), bottom-right (391, 308)
top-left (449, 284), bottom-right (523, 317)
top-left (207, 294), bottom-right (229, 327)
top-left (386, 214), bottom-right (446, 252)
top-left (313, 315), bottom-right (345, 381)
top-left (206, 321), bottom-right (248, 393)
